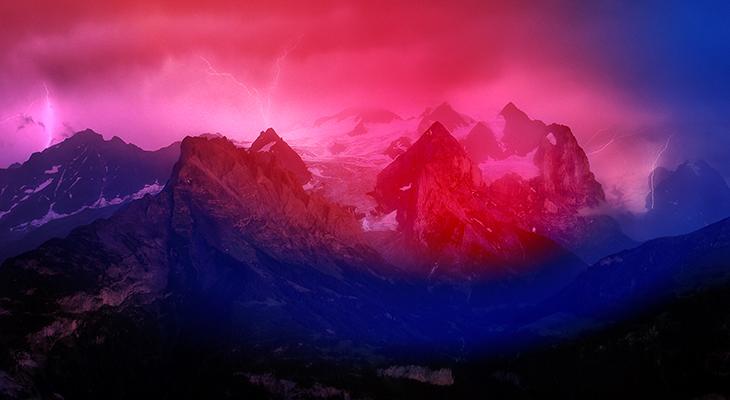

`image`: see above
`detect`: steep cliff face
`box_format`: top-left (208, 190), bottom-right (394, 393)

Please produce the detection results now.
top-left (499, 102), bottom-right (547, 156)
top-left (469, 104), bottom-right (605, 212)
top-left (461, 122), bottom-right (502, 163)
top-left (0, 133), bottom-right (589, 398)
top-left (370, 122), bottom-right (583, 277)
top-left (488, 171), bottom-right (633, 264)
top-left (533, 124), bottom-right (605, 209)
top-left (416, 102), bottom-right (474, 136)
top-left (371, 122), bottom-right (482, 218)
top-left (173, 135), bottom-right (371, 270)
top-left (383, 136), bottom-right (412, 159)
top-left (639, 160), bottom-right (730, 238)
top-left (467, 106), bottom-right (634, 263)
top-left (249, 128), bottom-right (312, 185)
top-left (0, 135), bottom-right (401, 397)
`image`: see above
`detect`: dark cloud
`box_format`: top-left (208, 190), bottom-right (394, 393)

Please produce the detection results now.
top-left (0, 0), bottom-right (728, 174)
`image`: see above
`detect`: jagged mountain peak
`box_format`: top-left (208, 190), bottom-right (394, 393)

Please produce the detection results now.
top-left (370, 122), bottom-right (584, 277)
top-left (390, 121), bottom-right (478, 175)
top-left (498, 102), bottom-right (547, 156)
top-left (71, 128), bottom-right (103, 139)
top-left (249, 128), bottom-right (280, 152)
top-left (626, 158), bottom-right (730, 240)
top-left (422, 120), bottom-right (451, 138)
top-left (247, 128), bottom-right (311, 184)
top-left (534, 123), bottom-right (605, 208)
top-left (57, 128), bottom-right (111, 147)
top-left (433, 101), bottom-right (455, 112)
top-left (313, 107), bottom-right (401, 127)
top-left (472, 120), bottom-right (492, 131)
top-left (370, 122), bottom-right (481, 214)
top-left (0, 129), bottom-right (180, 262)
top-left (462, 121), bottom-right (501, 163)
top-left (417, 102), bottom-right (474, 135)
top-left (160, 135), bottom-right (381, 270)
top-left (499, 101), bottom-right (525, 117)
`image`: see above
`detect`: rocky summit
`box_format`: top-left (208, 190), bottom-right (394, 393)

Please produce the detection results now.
top-left (0, 134), bottom-right (535, 398)
top-left (474, 106), bottom-right (635, 262)
top-left (370, 122), bottom-right (584, 281)
top-left (461, 122), bottom-right (502, 163)
top-left (0, 129), bottom-right (179, 262)
top-left (499, 102), bottom-right (548, 157)
top-left (249, 128), bottom-right (312, 185)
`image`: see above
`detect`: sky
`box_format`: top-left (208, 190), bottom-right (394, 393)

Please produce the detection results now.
top-left (1, 0), bottom-right (729, 199)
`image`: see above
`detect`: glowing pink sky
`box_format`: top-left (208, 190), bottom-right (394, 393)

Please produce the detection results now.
top-left (1, 0), bottom-right (728, 184)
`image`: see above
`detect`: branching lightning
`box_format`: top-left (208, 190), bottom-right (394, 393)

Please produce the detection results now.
top-left (42, 83), bottom-right (56, 147)
top-left (585, 128), bottom-right (610, 147)
top-left (0, 83), bottom-right (57, 149)
top-left (588, 136), bottom-right (617, 155)
top-left (648, 135), bottom-right (673, 210)
top-left (199, 36), bottom-right (301, 128)
top-left (265, 37), bottom-right (301, 123)
top-left (0, 99), bottom-right (38, 125)
top-left (585, 128), bottom-right (624, 156)
top-left (199, 55), bottom-right (268, 125)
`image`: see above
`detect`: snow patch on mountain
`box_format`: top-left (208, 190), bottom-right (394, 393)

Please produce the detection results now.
top-left (257, 142), bottom-right (276, 152)
top-left (27, 204), bottom-right (75, 228)
top-left (479, 149), bottom-right (540, 183)
top-left (361, 210), bottom-right (397, 232)
top-left (16, 183), bottom-right (166, 230)
top-left (0, 205), bottom-right (17, 220)
top-left (24, 179), bottom-right (53, 194)
top-left (131, 183), bottom-right (164, 199)
top-left (44, 165), bottom-right (62, 174)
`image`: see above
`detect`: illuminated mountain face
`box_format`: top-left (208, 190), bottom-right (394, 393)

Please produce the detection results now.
top-left (0, 131), bottom-right (595, 396)
top-left (369, 121), bottom-right (582, 277)
top-left (249, 128), bottom-right (312, 185)
top-left (1, 2), bottom-right (730, 398)
top-left (0, 126), bottom-right (728, 398)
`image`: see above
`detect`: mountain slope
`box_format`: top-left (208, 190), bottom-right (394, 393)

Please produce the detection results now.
top-left (619, 160), bottom-right (730, 241)
top-left (461, 122), bottom-right (502, 163)
top-left (552, 216), bottom-right (730, 319)
top-left (369, 122), bottom-right (585, 285)
top-left (0, 130), bottom-right (179, 262)
top-left (499, 102), bottom-right (547, 156)
top-left (479, 108), bottom-right (635, 263)
top-left (248, 128), bottom-right (312, 185)
top-left (0, 135), bottom-right (481, 398)
top-left (416, 102), bottom-right (474, 136)
top-left (457, 217), bottom-right (730, 399)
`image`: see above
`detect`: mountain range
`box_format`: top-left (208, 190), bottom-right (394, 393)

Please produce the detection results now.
top-left (618, 159), bottom-right (730, 240)
top-left (0, 130), bottom-right (566, 397)
top-left (0, 130), bottom-right (179, 263)
top-left (1, 103), bottom-right (730, 398)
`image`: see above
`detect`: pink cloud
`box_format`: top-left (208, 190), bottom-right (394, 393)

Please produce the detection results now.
top-left (0, 1), bottom-right (670, 169)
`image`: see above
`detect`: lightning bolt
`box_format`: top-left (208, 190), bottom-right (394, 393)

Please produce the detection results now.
top-left (42, 82), bottom-right (56, 148)
top-left (1, 83), bottom-right (57, 149)
top-left (265, 37), bottom-right (301, 123)
top-left (0, 99), bottom-right (39, 125)
top-left (648, 135), bottom-right (673, 210)
top-left (199, 36), bottom-right (301, 128)
top-left (585, 128), bottom-right (610, 147)
top-left (199, 55), bottom-right (267, 124)
top-left (588, 136), bottom-right (616, 155)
